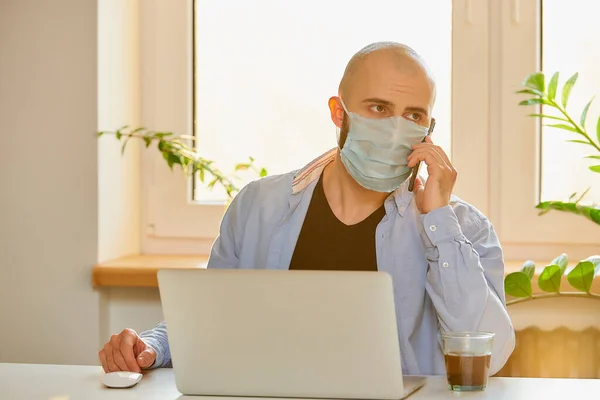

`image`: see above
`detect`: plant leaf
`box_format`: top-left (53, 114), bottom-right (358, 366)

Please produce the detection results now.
top-left (551, 253), bottom-right (569, 273)
top-left (166, 153), bottom-right (180, 169)
top-left (517, 89), bottom-right (545, 97)
top-left (538, 264), bottom-right (563, 293)
top-left (97, 131), bottom-right (104, 137)
top-left (561, 72), bottom-right (579, 108)
top-left (234, 163), bottom-right (250, 171)
top-left (519, 98), bottom-right (552, 106)
top-left (589, 165), bottom-right (600, 173)
top-left (536, 201), bottom-right (600, 225)
top-left (585, 155), bottom-right (600, 160)
top-left (574, 187), bottom-right (591, 203)
top-left (567, 139), bottom-right (592, 145)
top-left (505, 272), bottom-right (533, 298)
top-left (121, 137), bottom-right (131, 155)
top-left (567, 261), bottom-right (595, 293)
top-left (207, 178), bottom-right (219, 189)
top-left (523, 72), bottom-right (545, 92)
top-left (259, 168), bottom-right (268, 177)
top-left (579, 206), bottom-right (600, 224)
top-left (116, 130), bottom-right (122, 140)
top-left (143, 136), bottom-right (152, 148)
top-left (547, 72), bottom-right (559, 100)
top-left (521, 260), bottom-right (536, 280)
top-left (537, 254), bottom-right (568, 293)
top-left (199, 168), bottom-right (205, 182)
top-left (528, 113), bottom-right (569, 122)
top-left (597, 116), bottom-right (600, 146)
top-left (580, 97), bottom-right (595, 128)
top-left (545, 123), bottom-right (580, 133)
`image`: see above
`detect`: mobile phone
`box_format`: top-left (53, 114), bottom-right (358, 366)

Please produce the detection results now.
top-left (408, 118), bottom-right (436, 192)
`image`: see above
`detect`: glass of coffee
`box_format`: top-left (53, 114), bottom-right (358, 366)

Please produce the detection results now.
top-left (441, 331), bottom-right (495, 392)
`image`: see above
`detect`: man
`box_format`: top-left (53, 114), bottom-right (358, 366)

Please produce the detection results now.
top-left (99, 42), bottom-right (515, 376)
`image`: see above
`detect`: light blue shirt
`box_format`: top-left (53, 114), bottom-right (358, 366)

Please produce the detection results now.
top-left (141, 149), bottom-right (515, 375)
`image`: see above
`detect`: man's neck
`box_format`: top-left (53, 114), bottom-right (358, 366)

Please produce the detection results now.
top-left (321, 152), bottom-right (389, 226)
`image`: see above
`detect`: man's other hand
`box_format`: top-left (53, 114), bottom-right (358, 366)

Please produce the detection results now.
top-left (98, 328), bottom-right (156, 373)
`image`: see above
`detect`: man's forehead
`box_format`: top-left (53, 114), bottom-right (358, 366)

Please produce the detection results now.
top-left (353, 76), bottom-right (434, 110)
top-left (345, 52), bottom-right (435, 106)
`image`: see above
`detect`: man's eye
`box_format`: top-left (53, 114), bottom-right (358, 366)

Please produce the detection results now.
top-left (405, 112), bottom-right (422, 122)
top-left (369, 105), bottom-right (386, 113)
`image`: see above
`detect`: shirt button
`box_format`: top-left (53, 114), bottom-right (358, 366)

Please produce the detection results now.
top-left (429, 225), bottom-right (437, 232)
top-left (442, 262), bottom-right (449, 268)
top-left (399, 206), bottom-right (405, 212)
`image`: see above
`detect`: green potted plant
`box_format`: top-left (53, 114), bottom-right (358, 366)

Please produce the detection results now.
top-left (97, 127), bottom-right (267, 199)
top-left (504, 72), bottom-right (600, 304)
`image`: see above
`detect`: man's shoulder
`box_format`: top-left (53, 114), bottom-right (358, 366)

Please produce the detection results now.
top-left (239, 170), bottom-right (298, 204)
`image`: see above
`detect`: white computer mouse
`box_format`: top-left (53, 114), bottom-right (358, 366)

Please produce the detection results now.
top-left (102, 371), bottom-right (143, 388)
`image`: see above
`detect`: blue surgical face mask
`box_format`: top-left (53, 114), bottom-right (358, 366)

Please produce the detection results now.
top-left (338, 100), bottom-right (429, 193)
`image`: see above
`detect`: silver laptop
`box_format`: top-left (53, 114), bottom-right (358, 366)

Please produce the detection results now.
top-left (157, 269), bottom-right (425, 399)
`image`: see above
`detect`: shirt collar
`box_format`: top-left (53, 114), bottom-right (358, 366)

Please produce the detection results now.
top-left (291, 148), bottom-right (414, 217)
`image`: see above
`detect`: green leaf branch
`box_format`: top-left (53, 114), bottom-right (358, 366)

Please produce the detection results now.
top-left (98, 126), bottom-right (267, 199)
top-left (517, 71), bottom-right (600, 225)
top-left (518, 71), bottom-right (600, 154)
top-left (504, 254), bottom-right (600, 306)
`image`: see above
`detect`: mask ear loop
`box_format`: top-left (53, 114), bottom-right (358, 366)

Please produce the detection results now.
top-left (339, 98), bottom-right (350, 115)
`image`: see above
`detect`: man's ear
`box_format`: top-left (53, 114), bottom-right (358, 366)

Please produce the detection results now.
top-left (328, 96), bottom-right (344, 129)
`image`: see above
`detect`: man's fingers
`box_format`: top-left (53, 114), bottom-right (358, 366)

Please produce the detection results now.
top-left (413, 175), bottom-right (425, 193)
top-left (431, 145), bottom-right (452, 167)
top-left (111, 347), bottom-right (130, 371)
top-left (407, 148), bottom-right (446, 169)
top-left (412, 142), bottom-right (454, 169)
top-left (108, 334), bottom-right (129, 371)
top-left (133, 334), bottom-right (147, 356)
top-left (98, 350), bottom-right (109, 373)
top-left (137, 348), bottom-right (157, 369)
top-left (120, 331), bottom-right (141, 373)
top-left (104, 343), bottom-right (120, 372)
top-left (135, 337), bottom-right (157, 368)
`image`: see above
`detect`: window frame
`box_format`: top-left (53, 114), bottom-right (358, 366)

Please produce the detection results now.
top-left (139, 0), bottom-right (599, 260)
top-left (488, 0), bottom-right (600, 260)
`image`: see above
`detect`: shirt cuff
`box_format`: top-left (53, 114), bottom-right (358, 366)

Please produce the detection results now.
top-left (420, 205), bottom-right (463, 246)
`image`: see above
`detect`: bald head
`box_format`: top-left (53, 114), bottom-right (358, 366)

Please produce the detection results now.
top-left (338, 42), bottom-right (434, 99)
top-left (328, 42), bottom-right (436, 148)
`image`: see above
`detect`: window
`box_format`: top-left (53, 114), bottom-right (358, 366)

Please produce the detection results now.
top-left (143, 0), bottom-right (600, 259)
top-left (142, 0), bottom-right (488, 246)
top-left (491, 0), bottom-right (600, 258)
top-left (540, 0), bottom-right (600, 203)
top-left (192, 0), bottom-right (453, 203)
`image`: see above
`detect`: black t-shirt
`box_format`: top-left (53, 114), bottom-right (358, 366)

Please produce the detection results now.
top-left (288, 174), bottom-right (385, 271)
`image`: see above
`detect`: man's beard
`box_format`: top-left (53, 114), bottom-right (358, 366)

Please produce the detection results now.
top-left (338, 114), bottom-right (350, 149)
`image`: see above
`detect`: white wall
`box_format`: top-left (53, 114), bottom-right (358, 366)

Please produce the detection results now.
top-left (101, 288), bottom-right (163, 338)
top-left (0, 0), bottom-right (100, 364)
top-left (97, 0), bottom-right (141, 263)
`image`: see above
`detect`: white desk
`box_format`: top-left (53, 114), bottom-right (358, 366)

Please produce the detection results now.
top-left (1, 363), bottom-right (599, 399)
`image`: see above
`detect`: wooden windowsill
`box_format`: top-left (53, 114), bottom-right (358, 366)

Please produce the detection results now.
top-left (93, 255), bottom-right (209, 288)
top-left (93, 255), bottom-right (600, 292)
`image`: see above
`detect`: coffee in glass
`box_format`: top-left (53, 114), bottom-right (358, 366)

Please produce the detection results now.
top-left (441, 331), bottom-right (495, 391)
